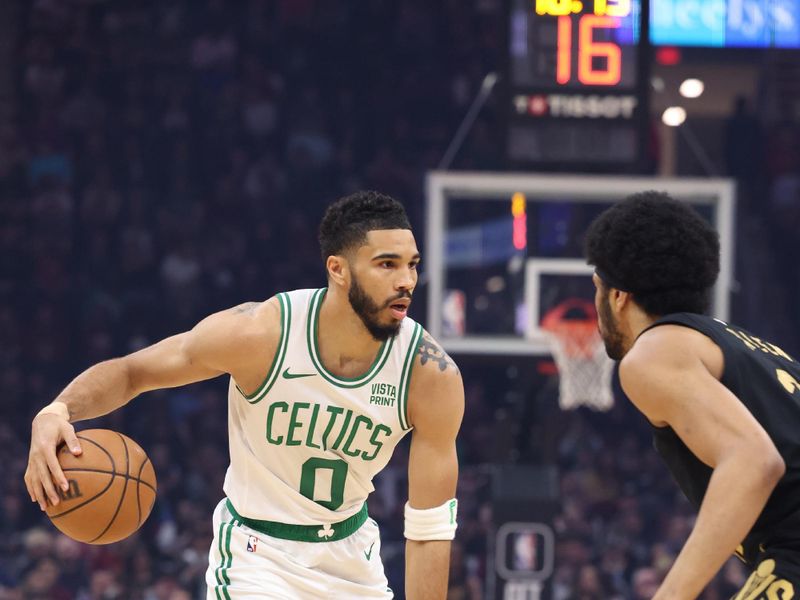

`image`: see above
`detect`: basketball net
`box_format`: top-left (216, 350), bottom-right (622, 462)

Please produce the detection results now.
top-left (541, 298), bottom-right (614, 411)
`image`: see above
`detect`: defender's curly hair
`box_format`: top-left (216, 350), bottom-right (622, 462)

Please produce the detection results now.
top-left (319, 190), bottom-right (411, 261)
top-left (585, 191), bottom-right (720, 316)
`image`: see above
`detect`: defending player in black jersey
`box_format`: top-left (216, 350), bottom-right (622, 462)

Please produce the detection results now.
top-left (585, 191), bottom-right (800, 600)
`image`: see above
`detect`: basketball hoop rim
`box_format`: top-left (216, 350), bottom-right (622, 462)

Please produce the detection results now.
top-left (541, 298), bottom-right (601, 359)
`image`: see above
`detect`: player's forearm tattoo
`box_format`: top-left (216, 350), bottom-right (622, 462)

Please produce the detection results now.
top-left (231, 302), bottom-right (259, 314)
top-left (417, 333), bottom-right (460, 374)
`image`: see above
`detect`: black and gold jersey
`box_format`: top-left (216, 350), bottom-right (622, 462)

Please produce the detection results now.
top-left (643, 312), bottom-right (800, 565)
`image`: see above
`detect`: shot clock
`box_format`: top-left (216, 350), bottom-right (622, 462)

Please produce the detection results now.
top-left (535, 0), bottom-right (636, 86)
top-left (505, 0), bottom-right (648, 170)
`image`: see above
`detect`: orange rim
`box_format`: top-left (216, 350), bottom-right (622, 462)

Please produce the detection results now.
top-left (541, 298), bottom-right (600, 358)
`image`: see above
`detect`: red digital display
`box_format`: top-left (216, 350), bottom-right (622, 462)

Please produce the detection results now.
top-left (510, 0), bottom-right (639, 90)
top-left (557, 15), bottom-right (622, 85)
top-left (505, 0), bottom-right (646, 167)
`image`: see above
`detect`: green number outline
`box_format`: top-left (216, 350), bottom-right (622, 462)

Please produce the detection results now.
top-left (299, 457), bottom-right (348, 510)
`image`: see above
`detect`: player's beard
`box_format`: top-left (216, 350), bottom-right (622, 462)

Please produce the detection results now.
top-left (348, 273), bottom-right (405, 342)
top-left (599, 293), bottom-right (625, 360)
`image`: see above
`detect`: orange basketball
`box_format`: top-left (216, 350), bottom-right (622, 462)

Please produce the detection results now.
top-left (45, 429), bottom-right (157, 545)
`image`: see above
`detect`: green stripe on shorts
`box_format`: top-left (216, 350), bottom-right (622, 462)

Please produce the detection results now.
top-left (215, 521), bottom-right (225, 587)
top-left (215, 520), bottom-right (235, 599)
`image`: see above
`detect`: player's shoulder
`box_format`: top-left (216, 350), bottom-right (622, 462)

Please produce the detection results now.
top-left (411, 328), bottom-right (461, 383)
top-left (622, 322), bottom-right (719, 380)
top-left (406, 328), bottom-right (464, 429)
top-left (224, 288), bottom-right (324, 345)
top-left (200, 296), bottom-right (285, 393)
top-left (227, 297), bottom-right (281, 327)
top-left (635, 322), bottom-right (717, 357)
top-left (202, 296), bottom-right (283, 350)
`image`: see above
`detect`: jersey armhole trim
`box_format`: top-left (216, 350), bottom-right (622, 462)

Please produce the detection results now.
top-left (398, 323), bottom-right (423, 430)
top-left (235, 293), bottom-right (291, 404)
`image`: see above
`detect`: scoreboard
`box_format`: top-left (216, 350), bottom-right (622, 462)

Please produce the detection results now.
top-left (505, 0), bottom-right (648, 170)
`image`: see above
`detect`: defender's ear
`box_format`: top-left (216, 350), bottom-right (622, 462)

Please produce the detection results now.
top-left (612, 289), bottom-right (632, 313)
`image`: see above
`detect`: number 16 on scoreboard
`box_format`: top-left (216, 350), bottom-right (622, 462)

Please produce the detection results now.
top-left (534, 0), bottom-right (633, 87)
top-left (558, 15), bottom-right (621, 85)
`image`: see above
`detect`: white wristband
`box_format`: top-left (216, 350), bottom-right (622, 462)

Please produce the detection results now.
top-left (36, 401), bottom-right (70, 421)
top-left (404, 498), bottom-right (458, 541)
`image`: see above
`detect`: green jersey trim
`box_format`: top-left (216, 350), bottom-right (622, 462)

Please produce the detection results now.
top-left (306, 288), bottom-right (394, 388)
top-left (397, 323), bottom-right (423, 430)
top-left (235, 293), bottom-right (291, 404)
top-left (225, 498), bottom-right (368, 542)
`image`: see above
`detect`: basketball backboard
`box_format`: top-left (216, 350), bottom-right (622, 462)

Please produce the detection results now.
top-left (425, 172), bottom-right (736, 356)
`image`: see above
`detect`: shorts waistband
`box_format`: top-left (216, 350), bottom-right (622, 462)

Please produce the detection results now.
top-left (224, 499), bottom-right (368, 543)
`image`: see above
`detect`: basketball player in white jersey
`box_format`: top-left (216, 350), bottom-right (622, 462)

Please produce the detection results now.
top-left (25, 191), bottom-right (464, 599)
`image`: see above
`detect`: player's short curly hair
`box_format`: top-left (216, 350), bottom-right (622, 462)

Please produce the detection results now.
top-left (585, 191), bottom-right (720, 316)
top-left (319, 190), bottom-right (411, 261)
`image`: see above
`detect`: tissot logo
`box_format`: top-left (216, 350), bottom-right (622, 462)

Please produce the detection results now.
top-left (513, 94), bottom-right (638, 119)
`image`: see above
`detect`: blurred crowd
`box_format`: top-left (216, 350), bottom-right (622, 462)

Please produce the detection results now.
top-left (0, 397), bottom-right (754, 600)
top-left (0, 0), bottom-right (798, 598)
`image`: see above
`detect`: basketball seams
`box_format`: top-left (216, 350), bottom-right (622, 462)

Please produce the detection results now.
top-left (48, 433), bottom-right (119, 519)
top-left (60, 468), bottom-right (157, 494)
top-left (74, 435), bottom-right (117, 471)
top-left (135, 457), bottom-right (152, 528)
top-left (47, 471), bottom-right (117, 520)
top-left (47, 429), bottom-right (157, 544)
top-left (88, 433), bottom-right (131, 544)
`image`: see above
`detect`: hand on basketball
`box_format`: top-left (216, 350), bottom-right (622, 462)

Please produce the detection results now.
top-left (25, 412), bottom-right (82, 511)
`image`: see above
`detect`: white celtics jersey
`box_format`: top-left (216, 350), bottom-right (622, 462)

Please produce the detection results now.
top-left (223, 288), bottom-right (422, 525)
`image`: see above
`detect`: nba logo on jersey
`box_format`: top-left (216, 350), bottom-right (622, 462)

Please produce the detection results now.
top-left (246, 535), bottom-right (258, 553)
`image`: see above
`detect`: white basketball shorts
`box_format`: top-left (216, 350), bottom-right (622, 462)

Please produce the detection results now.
top-left (205, 498), bottom-right (393, 599)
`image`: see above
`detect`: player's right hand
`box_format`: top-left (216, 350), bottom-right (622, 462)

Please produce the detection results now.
top-left (25, 413), bottom-right (82, 511)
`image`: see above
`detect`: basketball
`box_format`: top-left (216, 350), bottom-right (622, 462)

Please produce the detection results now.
top-left (45, 429), bottom-right (157, 545)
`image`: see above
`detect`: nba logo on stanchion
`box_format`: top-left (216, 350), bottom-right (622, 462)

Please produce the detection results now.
top-left (246, 535), bottom-right (258, 553)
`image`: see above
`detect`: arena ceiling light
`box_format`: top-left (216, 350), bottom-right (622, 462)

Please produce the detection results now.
top-left (662, 106), bottom-right (687, 127)
top-left (679, 78), bottom-right (705, 98)
top-left (486, 276), bottom-right (506, 293)
top-left (651, 75), bottom-right (665, 92)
